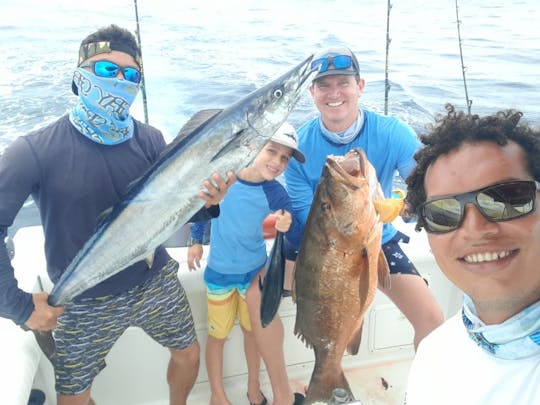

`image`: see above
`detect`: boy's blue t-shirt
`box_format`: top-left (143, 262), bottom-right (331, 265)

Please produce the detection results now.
top-left (191, 177), bottom-right (300, 275)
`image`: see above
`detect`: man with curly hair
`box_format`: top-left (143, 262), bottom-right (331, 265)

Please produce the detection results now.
top-left (405, 104), bottom-right (540, 404)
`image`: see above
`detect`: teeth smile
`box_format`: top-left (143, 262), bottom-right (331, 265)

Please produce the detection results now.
top-left (328, 101), bottom-right (344, 107)
top-left (463, 251), bottom-right (512, 263)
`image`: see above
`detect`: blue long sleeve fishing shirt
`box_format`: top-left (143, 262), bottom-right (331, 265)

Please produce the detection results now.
top-left (284, 109), bottom-right (420, 248)
top-left (190, 177), bottom-right (301, 275)
top-left (0, 115), bottom-right (217, 325)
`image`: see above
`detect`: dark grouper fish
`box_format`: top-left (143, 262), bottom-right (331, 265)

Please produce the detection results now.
top-left (293, 148), bottom-right (391, 404)
top-left (48, 55), bottom-right (315, 307)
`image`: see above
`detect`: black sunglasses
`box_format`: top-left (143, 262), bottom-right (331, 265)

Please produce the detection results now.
top-left (418, 180), bottom-right (538, 234)
top-left (80, 60), bottom-right (142, 84)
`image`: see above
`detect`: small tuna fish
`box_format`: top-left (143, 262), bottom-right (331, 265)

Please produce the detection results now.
top-left (260, 230), bottom-right (285, 327)
top-left (293, 148), bottom-right (391, 404)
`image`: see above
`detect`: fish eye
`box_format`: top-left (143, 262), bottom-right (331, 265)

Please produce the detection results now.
top-left (321, 202), bottom-right (331, 211)
top-left (273, 87), bottom-right (284, 98)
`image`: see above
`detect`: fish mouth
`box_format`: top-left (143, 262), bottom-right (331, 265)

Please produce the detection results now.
top-left (325, 148), bottom-right (367, 182)
top-left (282, 53), bottom-right (316, 98)
top-left (246, 54), bottom-right (316, 136)
top-left (297, 54), bottom-right (316, 89)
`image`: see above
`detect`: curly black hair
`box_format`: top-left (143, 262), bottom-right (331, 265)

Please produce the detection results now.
top-left (405, 103), bottom-right (540, 231)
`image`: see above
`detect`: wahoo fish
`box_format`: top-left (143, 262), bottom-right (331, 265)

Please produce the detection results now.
top-left (48, 55), bottom-right (316, 306)
top-left (293, 148), bottom-right (391, 404)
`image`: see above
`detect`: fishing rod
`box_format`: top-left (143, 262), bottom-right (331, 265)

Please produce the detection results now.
top-left (133, 0), bottom-right (149, 124)
top-left (455, 0), bottom-right (472, 115)
top-left (384, 0), bottom-right (392, 115)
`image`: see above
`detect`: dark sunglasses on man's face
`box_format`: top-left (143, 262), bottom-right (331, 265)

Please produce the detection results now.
top-left (80, 60), bottom-right (142, 84)
top-left (418, 180), bottom-right (539, 234)
top-left (310, 55), bottom-right (354, 73)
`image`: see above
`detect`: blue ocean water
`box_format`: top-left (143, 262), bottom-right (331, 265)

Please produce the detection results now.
top-left (1, 0), bottom-right (539, 228)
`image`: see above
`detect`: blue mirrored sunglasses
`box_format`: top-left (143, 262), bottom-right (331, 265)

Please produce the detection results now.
top-left (80, 60), bottom-right (142, 84)
top-left (310, 55), bottom-right (354, 74)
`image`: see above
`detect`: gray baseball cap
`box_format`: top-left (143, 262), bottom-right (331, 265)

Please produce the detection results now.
top-left (312, 46), bottom-right (360, 80)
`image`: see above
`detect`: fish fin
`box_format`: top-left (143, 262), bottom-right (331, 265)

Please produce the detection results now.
top-left (377, 250), bottom-right (391, 290)
top-left (23, 327), bottom-right (56, 363)
top-left (144, 251), bottom-right (155, 268)
top-left (176, 109), bottom-right (224, 141)
top-left (110, 110), bottom-right (226, 204)
top-left (210, 128), bottom-right (247, 162)
top-left (151, 109), bottom-right (224, 165)
top-left (346, 321), bottom-right (363, 355)
top-left (95, 207), bottom-right (114, 228)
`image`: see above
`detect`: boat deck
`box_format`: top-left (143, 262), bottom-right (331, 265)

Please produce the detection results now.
top-left (187, 355), bottom-right (411, 405)
top-left (6, 221), bottom-right (462, 405)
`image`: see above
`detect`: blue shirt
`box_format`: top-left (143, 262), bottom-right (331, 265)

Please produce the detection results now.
top-left (284, 109), bottom-right (420, 247)
top-left (191, 177), bottom-right (300, 275)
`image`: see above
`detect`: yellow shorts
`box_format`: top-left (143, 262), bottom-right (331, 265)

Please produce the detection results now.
top-left (204, 265), bottom-right (262, 339)
top-left (207, 289), bottom-right (251, 339)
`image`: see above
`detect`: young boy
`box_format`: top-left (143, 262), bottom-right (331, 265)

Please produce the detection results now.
top-left (187, 122), bottom-right (305, 405)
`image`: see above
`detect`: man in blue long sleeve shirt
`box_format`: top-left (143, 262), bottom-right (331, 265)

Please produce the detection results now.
top-left (0, 25), bottom-right (233, 404)
top-left (284, 45), bottom-right (444, 350)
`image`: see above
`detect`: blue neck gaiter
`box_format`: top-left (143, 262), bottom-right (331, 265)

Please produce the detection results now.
top-left (462, 294), bottom-right (540, 360)
top-left (319, 109), bottom-right (364, 144)
top-left (69, 68), bottom-right (139, 145)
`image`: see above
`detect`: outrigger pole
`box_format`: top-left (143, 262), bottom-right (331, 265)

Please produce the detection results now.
top-left (384, 0), bottom-right (392, 115)
top-left (455, 0), bottom-right (472, 115)
top-left (133, 0), bottom-right (149, 124)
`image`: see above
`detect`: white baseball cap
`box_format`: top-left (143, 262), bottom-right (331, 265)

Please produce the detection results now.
top-left (270, 122), bottom-right (306, 163)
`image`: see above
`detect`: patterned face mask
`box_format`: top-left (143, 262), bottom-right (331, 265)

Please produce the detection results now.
top-left (69, 67), bottom-right (140, 145)
top-left (462, 294), bottom-right (540, 360)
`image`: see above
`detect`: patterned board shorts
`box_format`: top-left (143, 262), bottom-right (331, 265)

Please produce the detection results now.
top-left (204, 266), bottom-right (261, 339)
top-left (53, 259), bottom-right (196, 395)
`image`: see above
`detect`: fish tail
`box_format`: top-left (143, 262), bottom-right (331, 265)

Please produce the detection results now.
top-left (32, 330), bottom-right (56, 363)
top-left (306, 367), bottom-right (352, 404)
top-left (305, 349), bottom-right (353, 404)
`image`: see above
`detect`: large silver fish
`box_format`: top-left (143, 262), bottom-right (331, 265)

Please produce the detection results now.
top-left (48, 55), bottom-right (315, 306)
